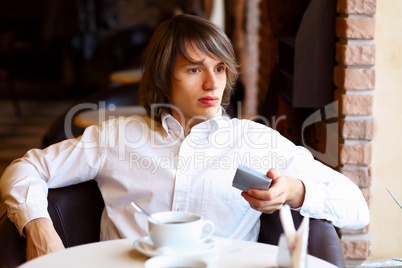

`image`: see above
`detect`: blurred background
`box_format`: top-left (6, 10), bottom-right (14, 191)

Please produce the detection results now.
top-left (1, 0), bottom-right (402, 264)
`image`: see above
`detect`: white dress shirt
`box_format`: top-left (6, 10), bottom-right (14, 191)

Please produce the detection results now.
top-left (0, 111), bottom-right (370, 241)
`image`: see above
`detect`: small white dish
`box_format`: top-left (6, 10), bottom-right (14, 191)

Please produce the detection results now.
top-left (134, 236), bottom-right (216, 257)
top-left (144, 256), bottom-right (208, 268)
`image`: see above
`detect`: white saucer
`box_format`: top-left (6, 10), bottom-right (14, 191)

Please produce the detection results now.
top-left (134, 236), bottom-right (216, 258)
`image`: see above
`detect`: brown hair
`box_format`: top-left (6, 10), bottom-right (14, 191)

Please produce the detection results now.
top-left (139, 14), bottom-right (239, 122)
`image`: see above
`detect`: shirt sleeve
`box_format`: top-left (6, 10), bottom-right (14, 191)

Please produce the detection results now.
top-left (0, 123), bottom-right (109, 235)
top-left (272, 130), bottom-right (370, 230)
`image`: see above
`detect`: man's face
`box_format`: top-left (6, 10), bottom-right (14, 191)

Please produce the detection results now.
top-left (170, 42), bottom-right (227, 129)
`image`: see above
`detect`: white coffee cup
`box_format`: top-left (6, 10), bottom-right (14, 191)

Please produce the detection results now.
top-left (148, 211), bottom-right (215, 252)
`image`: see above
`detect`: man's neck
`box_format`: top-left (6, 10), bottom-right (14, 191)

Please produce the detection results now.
top-left (182, 118), bottom-right (205, 137)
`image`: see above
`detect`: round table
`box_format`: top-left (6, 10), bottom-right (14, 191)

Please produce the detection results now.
top-left (19, 237), bottom-right (337, 268)
top-left (109, 69), bottom-right (142, 84)
top-left (73, 106), bottom-right (147, 128)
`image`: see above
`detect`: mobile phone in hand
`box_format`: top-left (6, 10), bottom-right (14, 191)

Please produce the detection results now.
top-left (232, 165), bottom-right (272, 192)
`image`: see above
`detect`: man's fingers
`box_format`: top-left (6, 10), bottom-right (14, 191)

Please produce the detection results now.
top-left (267, 168), bottom-right (281, 180)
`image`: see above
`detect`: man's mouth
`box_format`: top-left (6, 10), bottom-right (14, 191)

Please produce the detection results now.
top-left (198, 96), bottom-right (220, 106)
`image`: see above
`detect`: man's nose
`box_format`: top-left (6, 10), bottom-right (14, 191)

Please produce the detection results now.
top-left (203, 70), bottom-right (219, 90)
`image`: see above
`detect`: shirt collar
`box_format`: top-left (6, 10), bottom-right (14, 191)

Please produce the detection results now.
top-left (160, 107), bottom-right (229, 139)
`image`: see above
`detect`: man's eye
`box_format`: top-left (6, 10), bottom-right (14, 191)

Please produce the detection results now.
top-left (189, 68), bottom-right (199, 73)
top-left (216, 66), bottom-right (226, 72)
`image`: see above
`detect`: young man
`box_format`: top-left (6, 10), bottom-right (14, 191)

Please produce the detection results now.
top-left (0, 14), bottom-right (369, 260)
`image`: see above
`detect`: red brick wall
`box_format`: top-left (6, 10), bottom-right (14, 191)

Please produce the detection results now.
top-left (335, 0), bottom-right (376, 262)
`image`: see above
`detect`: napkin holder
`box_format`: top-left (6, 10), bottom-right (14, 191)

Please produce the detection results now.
top-left (276, 205), bottom-right (309, 268)
top-left (277, 234), bottom-right (292, 267)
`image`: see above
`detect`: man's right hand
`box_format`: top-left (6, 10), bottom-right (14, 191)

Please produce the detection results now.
top-left (24, 218), bottom-right (65, 260)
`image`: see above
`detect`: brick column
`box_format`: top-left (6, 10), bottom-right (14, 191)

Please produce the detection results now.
top-left (334, 0), bottom-right (376, 262)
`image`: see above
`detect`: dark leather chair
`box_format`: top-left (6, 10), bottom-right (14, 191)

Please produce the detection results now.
top-left (0, 180), bottom-right (104, 268)
top-left (0, 180), bottom-right (346, 268)
top-left (258, 211), bottom-right (345, 267)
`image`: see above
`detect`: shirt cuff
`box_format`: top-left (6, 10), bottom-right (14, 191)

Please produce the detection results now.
top-left (13, 201), bottom-right (52, 236)
top-left (299, 180), bottom-right (326, 219)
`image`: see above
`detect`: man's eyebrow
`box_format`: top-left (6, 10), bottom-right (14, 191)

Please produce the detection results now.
top-left (181, 61), bottom-right (225, 67)
top-left (181, 57), bottom-right (206, 66)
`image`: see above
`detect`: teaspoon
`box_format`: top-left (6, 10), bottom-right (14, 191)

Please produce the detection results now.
top-left (131, 201), bottom-right (161, 224)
